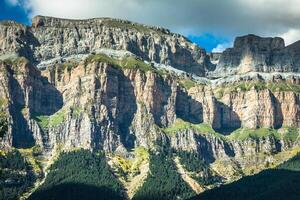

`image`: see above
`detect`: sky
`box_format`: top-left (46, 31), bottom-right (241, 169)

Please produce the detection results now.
top-left (1, 0), bottom-right (300, 52)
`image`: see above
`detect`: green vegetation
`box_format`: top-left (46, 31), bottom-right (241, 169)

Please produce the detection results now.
top-left (61, 61), bottom-right (78, 71)
top-left (227, 127), bottom-right (280, 141)
top-left (162, 119), bottom-right (224, 139)
top-left (33, 115), bottom-right (49, 129)
top-left (162, 119), bottom-right (300, 144)
top-left (156, 68), bottom-right (169, 77)
top-left (86, 54), bottom-right (153, 73)
top-left (32, 109), bottom-right (67, 129)
top-left (28, 150), bottom-right (123, 200)
top-left (192, 153), bottom-right (300, 200)
top-left (110, 147), bottom-right (149, 180)
top-left (102, 20), bottom-right (166, 35)
top-left (179, 79), bottom-right (197, 90)
top-left (86, 53), bottom-right (117, 66)
top-left (267, 81), bottom-right (300, 93)
top-left (0, 150), bottom-right (36, 200)
top-left (133, 151), bottom-right (195, 200)
top-left (282, 127), bottom-right (299, 142)
top-left (162, 118), bottom-right (300, 143)
top-left (233, 81), bottom-right (266, 92)
top-left (0, 111), bottom-right (8, 138)
top-left (178, 152), bottom-right (221, 186)
top-left (214, 81), bottom-right (300, 98)
top-left (277, 153), bottom-right (300, 171)
top-left (3, 57), bottom-right (28, 66)
top-left (0, 98), bottom-right (8, 138)
top-left (119, 57), bottom-right (153, 72)
top-left (162, 119), bottom-right (192, 134)
top-left (132, 147), bottom-right (149, 172)
top-left (70, 106), bottom-right (84, 118)
top-left (178, 79), bottom-right (205, 90)
top-left (18, 146), bottom-right (43, 174)
top-left (0, 98), bottom-right (8, 107)
top-left (227, 127), bottom-right (300, 142)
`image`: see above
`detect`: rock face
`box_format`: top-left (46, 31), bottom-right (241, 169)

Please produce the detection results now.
top-left (0, 59), bottom-right (62, 149)
top-left (1, 16), bottom-right (300, 197)
top-left (214, 34), bottom-right (300, 76)
top-left (2, 57), bottom-right (299, 155)
top-left (0, 16), bottom-right (212, 76)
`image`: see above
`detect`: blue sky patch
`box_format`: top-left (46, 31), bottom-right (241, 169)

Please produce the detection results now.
top-left (188, 34), bottom-right (231, 52)
top-left (0, 1), bottom-right (30, 24)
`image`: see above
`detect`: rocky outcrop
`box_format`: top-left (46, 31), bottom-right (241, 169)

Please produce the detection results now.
top-left (213, 34), bottom-right (300, 76)
top-left (0, 16), bottom-right (212, 76)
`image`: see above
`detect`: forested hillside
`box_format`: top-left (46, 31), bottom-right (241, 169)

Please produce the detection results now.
top-left (191, 154), bottom-right (300, 200)
top-left (133, 151), bottom-right (195, 200)
top-left (28, 150), bottom-right (124, 200)
top-left (0, 150), bottom-right (35, 200)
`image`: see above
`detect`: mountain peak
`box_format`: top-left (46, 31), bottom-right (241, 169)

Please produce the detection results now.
top-left (233, 34), bottom-right (285, 50)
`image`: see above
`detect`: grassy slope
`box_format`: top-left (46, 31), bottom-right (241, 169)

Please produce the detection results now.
top-left (163, 119), bottom-right (300, 143)
top-left (32, 109), bottom-right (67, 129)
top-left (214, 80), bottom-right (300, 99)
top-left (85, 54), bottom-right (153, 73)
top-left (162, 119), bottom-right (225, 139)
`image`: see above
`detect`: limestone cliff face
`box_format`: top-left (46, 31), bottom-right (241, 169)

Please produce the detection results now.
top-left (0, 16), bottom-right (212, 76)
top-left (177, 84), bottom-right (300, 131)
top-left (2, 57), bottom-right (299, 158)
top-left (214, 34), bottom-right (300, 76)
top-left (1, 17), bottom-right (300, 195)
top-left (214, 88), bottom-right (300, 129)
top-left (0, 59), bottom-right (62, 148)
top-left (27, 60), bottom-right (177, 152)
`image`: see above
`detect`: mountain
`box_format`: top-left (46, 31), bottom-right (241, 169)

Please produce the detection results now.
top-left (0, 16), bottom-right (212, 76)
top-left (0, 16), bottom-right (300, 200)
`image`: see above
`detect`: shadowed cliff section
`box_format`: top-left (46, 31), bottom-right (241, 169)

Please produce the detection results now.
top-left (190, 153), bottom-right (300, 200)
top-left (215, 101), bottom-right (241, 135)
top-left (176, 89), bottom-right (203, 124)
top-left (100, 66), bottom-right (137, 149)
top-left (0, 59), bottom-right (63, 148)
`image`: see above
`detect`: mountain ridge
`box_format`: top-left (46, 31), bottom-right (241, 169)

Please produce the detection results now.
top-left (0, 16), bottom-right (300, 200)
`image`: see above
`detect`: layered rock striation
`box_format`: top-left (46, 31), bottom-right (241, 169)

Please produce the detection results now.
top-left (213, 34), bottom-right (300, 76)
top-left (1, 16), bottom-right (300, 197)
top-left (0, 16), bottom-right (212, 76)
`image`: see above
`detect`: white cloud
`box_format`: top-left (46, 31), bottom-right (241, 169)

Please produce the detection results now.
top-left (212, 42), bottom-right (233, 53)
top-left (8, 0), bottom-right (300, 47)
top-left (279, 29), bottom-right (300, 46)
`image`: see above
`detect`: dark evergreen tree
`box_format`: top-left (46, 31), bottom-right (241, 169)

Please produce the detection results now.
top-left (133, 151), bottom-right (195, 200)
top-left (191, 153), bottom-right (300, 200)
top-left (28, 150), bottom-right (124, 200)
